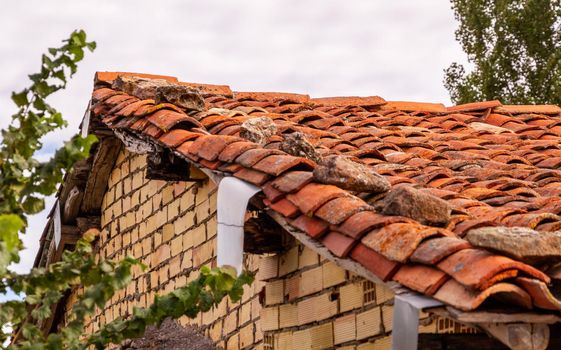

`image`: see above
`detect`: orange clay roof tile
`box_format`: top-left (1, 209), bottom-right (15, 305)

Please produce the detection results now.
top-left (89, 71), bottom-right (561, 313)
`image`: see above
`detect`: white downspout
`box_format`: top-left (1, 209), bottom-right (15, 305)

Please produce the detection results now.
top-left (216, 176), bottom-right (261, 274)
top-left (391, 293), bottom-right (444, 350)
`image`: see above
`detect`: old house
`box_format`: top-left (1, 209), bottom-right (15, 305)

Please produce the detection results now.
top-left (34, 72), bottom-right (561, 349)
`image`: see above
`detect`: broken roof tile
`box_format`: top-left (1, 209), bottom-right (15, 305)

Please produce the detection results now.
top-left (410, 236), bottom-right (472, 265)
top-left (361, 223), bottom-right (447, 263)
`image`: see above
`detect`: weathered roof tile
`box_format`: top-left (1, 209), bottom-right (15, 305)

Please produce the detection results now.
top-left (89, 73), bottom-right (561, 313)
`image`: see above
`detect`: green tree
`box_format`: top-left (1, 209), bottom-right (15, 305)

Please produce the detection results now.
top-left (0, 30), bottom-right (253, 349)
top-left (444, 0), bottom-right (561, 105)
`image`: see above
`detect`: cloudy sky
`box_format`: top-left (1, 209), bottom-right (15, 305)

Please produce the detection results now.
top-left (0, 1), bottom-right (466, 279)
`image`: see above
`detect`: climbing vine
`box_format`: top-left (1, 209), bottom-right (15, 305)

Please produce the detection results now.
top-left (0, 30), bottom-right (253, 349)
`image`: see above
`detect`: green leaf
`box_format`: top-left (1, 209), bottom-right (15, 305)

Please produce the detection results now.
top-left (21, 196), bottom-right (45, 214)
top-left (11, 90), bottom-right (28, 107)
top-left (0, 214), bottom-right (24, 251)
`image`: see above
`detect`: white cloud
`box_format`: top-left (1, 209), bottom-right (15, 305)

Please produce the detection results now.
top-left (1, 0), bottom-right (466, 272)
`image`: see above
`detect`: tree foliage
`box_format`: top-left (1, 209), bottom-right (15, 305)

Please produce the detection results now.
top-left (0, 30), bottom-right (254, 349)
top-left (444, 0), bottom-right (561, 105)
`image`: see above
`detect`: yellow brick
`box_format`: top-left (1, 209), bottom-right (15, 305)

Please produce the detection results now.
top-left (182, 229), bottom-right (194, 250)
top-left (322, 261), bottom-right (346, 288)
top-left (224, 309), bottom-right (238, 335)
top-left (279, 303), bottom-right (298, 328)
top-left (153, 229), bottom-right (162, 247)
top-left (162, 223), bottom-right (175, 242)
top-left (169, 255), bottom-right (181, 277)
top-left (279, 246), bottom-right (298, 277)
top-left (299, 245), bottom-right (319, 268)
top-left (226, 333), bottom-right (239, 350)
top-left (239, 323), bottom-right (254, 348)
top-left (251, 298), bottom-right (261, 321)
top-left (297, 292), bottom-right (338, 325)
top-left (260, 307), bottom-right (279, 331)
top-left (265, 280), bottom-right (284, 305)
top-left (195, 200), bottom-right (210, 221)
top-left (158, 265), bottom-right (169, 284)
top-left (123, 176), bottom-right (132, 194)
top-left (258, 255), bottom-right (278, 281)
top-left (309, 323), bottom-right (334, 350)
top-left (115, 181), bottom-right (123, 200)
top-left (131, 190), bottom-right (140, 207)
top-left (132, 171), bottom-right (144, 190)
top-left (140, 201), bottom-right (153, 220)
top-left (292, 328), bottom-right (311, 350)
top-left (376, 284), bottom-right (394, 305)
top-left (156, 207), bottom-right (167, 228)
top-left (356, 342), bottom-right (376, 350)
top-left (141, 237), bottom-right (152, 256)
top-left (151, 244), bottom-right (170, 267)
top-left (207, 216), bottom-right (217, 238)
top-left (209, 321), bottom-right (222, 342)
top-left (152, 192), bottom-right (163, 210)
top-left (193, 240), bottom-right (214, 266)
top-left (146, 215), bottom-right (158, 234)
top-left (130, 154), bottom-right (146, 171)
top-left (110, 167), bottom-right (121, 187)
top-left (192, 224), bottom-right (207, 247)
top-left (381, 305), bottom-right (393, 332)
top-left (299, 266), bottom-right (322, 297)
top-left (122, 232), bottom-right (131, 247)
top-left (182, 249), bottom-right (193, 269)
top-left (180, 190), bottom-right (195, 212)
top-left (106, 186), bottom-right (115, 205)
top-left (175, 210), bottom-right (195, 234)
top-left (373, 335), bottom-right (392, 349)
top-left (168, 198), bottom-right (180, 219)
top-left (239, 301), bottom-right (252, 325)
top-left (339, 282), bottom-right (364, 312)
top-left (276, 331), bottom-right (293, 350)
top-left (334, 314), bottom-right (356, 344)
top-left (356, 307), bottom-right (381, 340)
top-left (171, 236), bottom-right (183, 256)
top-left (162, 185), bottom-right (174, 205)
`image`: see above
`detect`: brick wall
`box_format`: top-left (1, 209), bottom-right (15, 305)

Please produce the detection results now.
top-left (63, 149), bottom-right (477, 350)
top-left (257, 243), bottom-right (478, 350)
top-left (65, 149), bottom-right (264, 349)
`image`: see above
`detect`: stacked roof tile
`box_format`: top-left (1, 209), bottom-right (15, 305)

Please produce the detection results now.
top-left (90, 72), bottom-right (561, 313)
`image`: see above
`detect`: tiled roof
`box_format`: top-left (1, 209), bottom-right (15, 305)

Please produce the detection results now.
top-left (90, 72), bottom-right (561, 313)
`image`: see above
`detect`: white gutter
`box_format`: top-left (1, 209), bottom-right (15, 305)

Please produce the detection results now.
top-left (216, 176), bottom-right (261, 273)
top-left (392, 293), bottom-right (444, 350)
